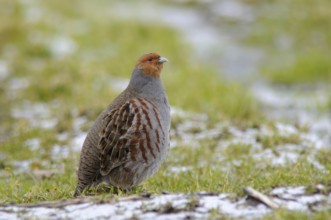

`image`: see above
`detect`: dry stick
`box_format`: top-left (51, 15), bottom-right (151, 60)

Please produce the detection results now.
top-left (243, 187), bottom-right (279, 209)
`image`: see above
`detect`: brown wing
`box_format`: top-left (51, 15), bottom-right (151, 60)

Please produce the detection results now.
top-left (97, 98), bottom-right (165, 176)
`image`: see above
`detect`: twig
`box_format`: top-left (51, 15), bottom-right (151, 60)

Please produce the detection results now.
top-left (243, 187), bottom-right (279, 209)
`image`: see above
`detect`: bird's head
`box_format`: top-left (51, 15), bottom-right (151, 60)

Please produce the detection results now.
top-left (135, 52), bottom-right (168, 77)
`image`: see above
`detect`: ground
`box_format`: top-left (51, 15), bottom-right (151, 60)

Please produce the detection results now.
top-left (0, 0), bottom-right (330, 219)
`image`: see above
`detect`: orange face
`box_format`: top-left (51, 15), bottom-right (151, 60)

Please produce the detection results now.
top-left (135, 53), bottom-right (168, 77)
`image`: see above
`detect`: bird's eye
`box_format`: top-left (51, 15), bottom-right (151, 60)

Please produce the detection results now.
top-left (147, 58), bottom-right (153, 62)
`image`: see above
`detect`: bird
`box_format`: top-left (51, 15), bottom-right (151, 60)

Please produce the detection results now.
top-left (74, 52), bottom-right (170, 197)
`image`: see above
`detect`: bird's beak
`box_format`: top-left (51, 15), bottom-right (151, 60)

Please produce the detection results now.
top-left (158, 57), bottom-right (168, 63)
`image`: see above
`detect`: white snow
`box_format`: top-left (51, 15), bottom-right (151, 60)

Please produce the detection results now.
top-left (2, 188), bottom-right (329, 220)
top-left (11, 101), bottom-right (58, 129)
top-left (49, 36), bottom-right (77, 58)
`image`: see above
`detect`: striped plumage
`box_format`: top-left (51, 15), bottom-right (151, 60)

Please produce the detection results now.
top-left (74, 53), bottom-right (170, 197)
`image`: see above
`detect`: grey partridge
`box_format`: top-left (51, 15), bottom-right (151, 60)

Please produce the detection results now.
top-left (74, 52), bottom-right (170, 197)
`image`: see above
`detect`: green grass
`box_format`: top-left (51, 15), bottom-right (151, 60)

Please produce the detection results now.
top-left (257, 133), bottom-right (302, 149)
top-left (146, 145), bottom-right (330, 195)
top-left (263, 210), bottom-right (331, 220)
top-left (0, 170), bottom-right (76, 204)
top-left (245, 0), bottom-right (331, 84)
top-left (261, 52), bottom-right (331, 84)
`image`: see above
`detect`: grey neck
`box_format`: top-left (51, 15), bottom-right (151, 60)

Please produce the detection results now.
top-left (127, 68), bottom-right (166, 100)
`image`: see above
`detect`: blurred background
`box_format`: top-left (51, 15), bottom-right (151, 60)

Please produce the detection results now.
top-left (0, 0), bottom-right (330, 204)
